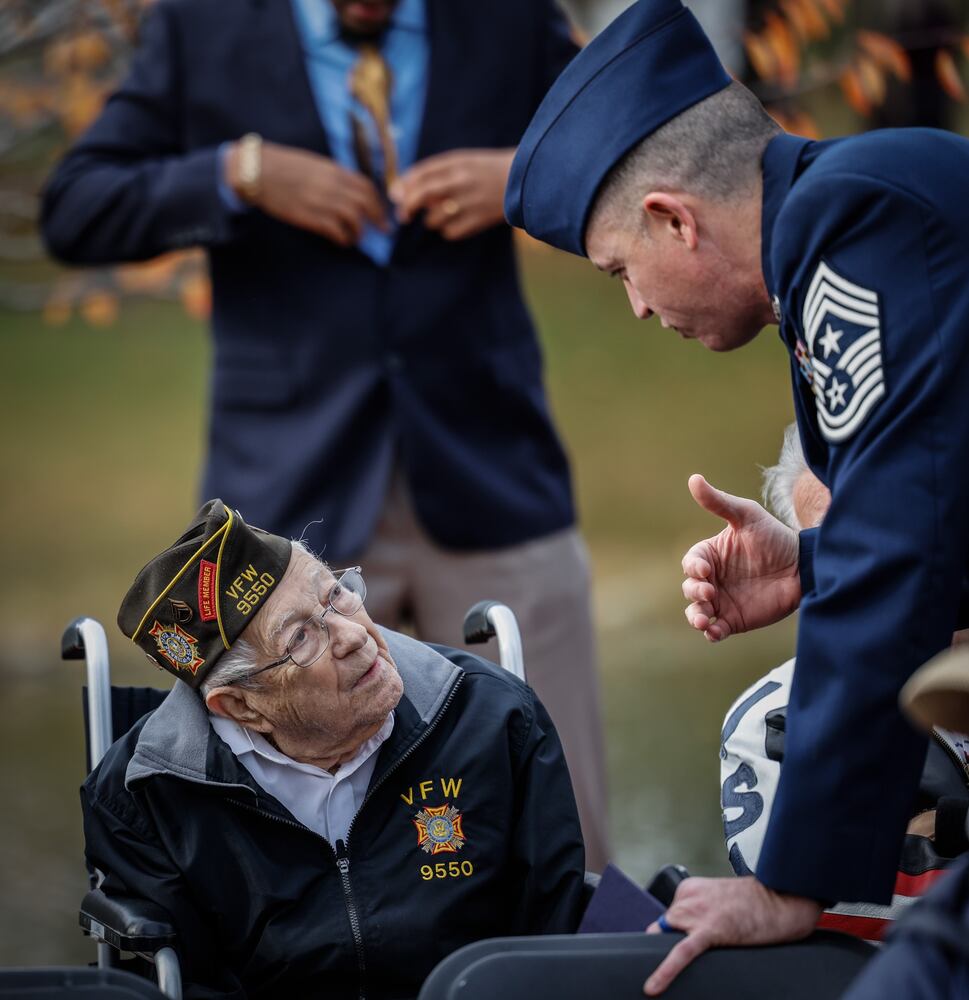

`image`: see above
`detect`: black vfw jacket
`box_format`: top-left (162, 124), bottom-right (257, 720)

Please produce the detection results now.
top-left (81, 629), bottom-right (586, 999)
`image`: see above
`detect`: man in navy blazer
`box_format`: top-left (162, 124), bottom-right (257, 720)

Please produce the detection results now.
top-left (41, 0), bottom-right (608, 868)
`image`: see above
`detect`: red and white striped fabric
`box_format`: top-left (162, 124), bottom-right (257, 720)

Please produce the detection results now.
top-left (818, 852), bottom-right (951, 942)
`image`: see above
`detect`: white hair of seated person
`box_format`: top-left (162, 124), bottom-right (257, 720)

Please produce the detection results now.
top-left (761, 423), bottom-right (830, 532)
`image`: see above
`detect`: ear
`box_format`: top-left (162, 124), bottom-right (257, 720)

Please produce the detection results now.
top-left (205, 686), bottom-right (273, 733)
top-left (642, 192), bottom-right (698, 250)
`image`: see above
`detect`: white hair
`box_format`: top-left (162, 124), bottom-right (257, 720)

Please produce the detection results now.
top-left (200, 539), bottom-right (321, 700)
top-left (761, 423), bottom-right (808, 532)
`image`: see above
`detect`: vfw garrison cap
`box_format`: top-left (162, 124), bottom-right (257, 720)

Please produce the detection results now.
top-left (119, 500), bottom-right (293, 688)
top-left (504, 0), bottom-right (731, 257)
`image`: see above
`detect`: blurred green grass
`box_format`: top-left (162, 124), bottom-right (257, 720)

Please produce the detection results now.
top-left (0, 244), bottom-right (799, 963)
top-left (1, 247), bottom-right (797, 673)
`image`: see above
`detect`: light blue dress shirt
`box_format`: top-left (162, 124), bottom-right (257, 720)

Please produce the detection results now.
top-left (220, 0), bottom-right (429, 266)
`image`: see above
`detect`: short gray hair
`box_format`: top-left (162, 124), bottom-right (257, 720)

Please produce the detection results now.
top-left (588, 81), bottom-right (781, 238)
top-left (200, 539), bottom-right (321, 699)
top-left (761, 423), bottom-right (808, 532)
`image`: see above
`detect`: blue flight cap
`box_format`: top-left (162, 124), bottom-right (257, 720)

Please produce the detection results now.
top-left (505, 0), bottom-right (731, 257)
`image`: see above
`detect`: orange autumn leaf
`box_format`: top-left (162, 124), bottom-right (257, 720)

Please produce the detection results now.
top-left (935, 49), bottom-right (967, 102)
top-left (99, 0), bottom-right (142, 43)
top-left (839, 66), bottom-right (871, 117)
top-left (769, 105), bottom-right (822, 139)
top-left (80, 291), bottom-right (119, 327)
top-left (179, 273), bottom-right (212, 319)
top-left (763, 11), bottom-right (801, 88)
top-left (779, 0), bottom-right (809, 42)
top-left (744, 31), bottom-right (778, 82)
top-left (816, 0), bottom-right (845, 24)
top-left (790, 0), bottom-right (830, 40)
top-left (57, 73), bottom-right (108, 136)
top-left (116, 254), bottom-right (183, 293)
top-left (43, 39), bottom-right (76, 77)
top-left (781, 0), bottom-right (829, 42)
top-left (42, 297), bottom-right (72, 326)
top-left (856, 54), bottom-right (887, 107)
top-left (857, 30), bottom-right (911, 82)
top-left (72, 33), bottom-right (112, 72)
top-left (0, 82), bottom-right (55, 124)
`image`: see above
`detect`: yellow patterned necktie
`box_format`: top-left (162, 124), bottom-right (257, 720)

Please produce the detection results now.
top-left (348, 43), bottom-right (397, 190)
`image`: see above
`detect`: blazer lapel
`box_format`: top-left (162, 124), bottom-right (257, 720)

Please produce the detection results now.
top-left (242, 0), bottom-right (331, 155)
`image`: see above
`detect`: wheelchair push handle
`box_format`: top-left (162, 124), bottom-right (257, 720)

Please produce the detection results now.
top-left (462, 601), bottom-right (526, 682)
top-left (63, 616), bottom-right (114, 770)
top-left (646, 864), bottom-right (690, 908)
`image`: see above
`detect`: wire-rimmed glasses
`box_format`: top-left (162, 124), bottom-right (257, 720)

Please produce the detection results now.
top-left (245, 566), bottom-right (367, 680)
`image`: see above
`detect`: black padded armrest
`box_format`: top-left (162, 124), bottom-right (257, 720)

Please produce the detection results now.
top-left (80, 888), bottom-right (177, 953)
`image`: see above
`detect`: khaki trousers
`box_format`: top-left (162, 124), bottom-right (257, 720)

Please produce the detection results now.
top-left (353, 472), bottom-right (610, 871)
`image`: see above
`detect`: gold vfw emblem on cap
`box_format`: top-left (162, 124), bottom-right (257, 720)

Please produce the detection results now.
top-left (414, 804), bottom-right (466, 855)
top-left (148, 620), bottom-right (206, 676)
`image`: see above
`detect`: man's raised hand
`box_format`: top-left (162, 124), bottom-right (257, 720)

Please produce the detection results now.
top-left (682, 474), bottom-right (801, 642)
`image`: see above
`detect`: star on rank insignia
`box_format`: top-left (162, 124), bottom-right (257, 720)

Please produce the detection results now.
top-left (414, 804), bottom-right (466, 855)
top-left (148, 620), bottom-right (205, 675)
top-left (801, 260), bottom-right (885, 443)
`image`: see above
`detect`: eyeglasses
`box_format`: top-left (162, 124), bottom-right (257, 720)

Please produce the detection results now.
top-left (245, 567), bottom-right (367, 681)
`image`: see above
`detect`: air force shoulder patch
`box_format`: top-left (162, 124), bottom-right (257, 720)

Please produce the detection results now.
top-left (802, 261), bottom-right (885, 444)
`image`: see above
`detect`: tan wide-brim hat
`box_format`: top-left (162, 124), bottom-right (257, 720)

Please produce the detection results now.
top-left (900, 645), bottom-right (969, 733)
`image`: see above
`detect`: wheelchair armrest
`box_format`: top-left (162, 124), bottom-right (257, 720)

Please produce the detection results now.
top-left (80, 888), bottom-right (177, 954)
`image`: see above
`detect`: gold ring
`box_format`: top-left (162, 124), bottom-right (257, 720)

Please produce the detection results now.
top-left (441, 198), bottom-right (461, 218)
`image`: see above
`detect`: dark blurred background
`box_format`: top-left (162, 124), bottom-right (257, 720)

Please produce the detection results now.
top-left (2, 0), bottom-right (968, 967)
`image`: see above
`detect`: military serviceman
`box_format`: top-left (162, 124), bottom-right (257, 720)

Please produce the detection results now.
top-left (505, 0), bottom-right (969, 993)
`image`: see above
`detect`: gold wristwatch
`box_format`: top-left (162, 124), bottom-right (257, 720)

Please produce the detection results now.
top-left (235, 132), bottom-right (263, 202)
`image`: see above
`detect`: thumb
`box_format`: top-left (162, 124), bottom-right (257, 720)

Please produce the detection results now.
top-left (688, 474), bottom-right (752, 529)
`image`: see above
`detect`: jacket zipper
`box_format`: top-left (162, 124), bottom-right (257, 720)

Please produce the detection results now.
top-left (335, 838), bottom-right (366, 1000)
top-left (224, 799), bottom-right (372, 997)
top-left (226, 671), bottom-right (464, 999)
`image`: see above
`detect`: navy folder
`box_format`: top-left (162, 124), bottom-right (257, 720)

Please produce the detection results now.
top-left (578, 863), bottom-right (667, 934)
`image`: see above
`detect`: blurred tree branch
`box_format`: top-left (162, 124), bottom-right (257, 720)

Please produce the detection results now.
top-left (1, 0), bottom-right (967, 323)
top-left (0, 0), bottom-right (208, 324)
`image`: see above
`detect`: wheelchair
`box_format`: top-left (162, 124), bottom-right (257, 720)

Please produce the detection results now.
top-left (63, 601), bottom-right (529, 1000)
top-left (62, 604), bottom-right (876, 1000)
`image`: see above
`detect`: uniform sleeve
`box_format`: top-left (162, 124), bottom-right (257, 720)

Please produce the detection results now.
top-left (41, 2), bottom-right (238, 265)
top-left (507, 693), bottom-right (587, 934)
top-left (81, 778), bottom-right (245, 999)
top-left (757, 175), bottom-right (969, 903)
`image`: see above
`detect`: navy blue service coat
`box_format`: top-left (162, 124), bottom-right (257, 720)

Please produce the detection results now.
top-left (41, 0), bottom-right (577, 560)
top-left (757, 130), bottom-right (969, 905)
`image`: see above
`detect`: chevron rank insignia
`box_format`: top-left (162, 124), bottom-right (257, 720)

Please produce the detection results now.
top-left (801, 261), bottom-right (885, 443)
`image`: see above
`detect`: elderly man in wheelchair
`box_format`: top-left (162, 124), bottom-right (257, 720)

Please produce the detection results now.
top-left (81, 500), bottom-right (586, 1000)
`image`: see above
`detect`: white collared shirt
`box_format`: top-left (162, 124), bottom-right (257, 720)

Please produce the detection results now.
top-left (210, 712), bottom-right (395, 845)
